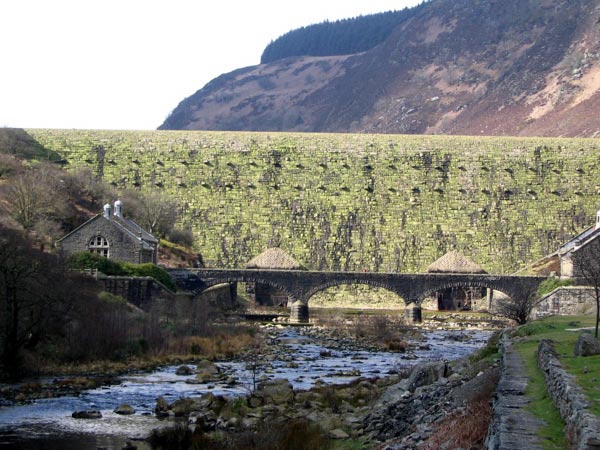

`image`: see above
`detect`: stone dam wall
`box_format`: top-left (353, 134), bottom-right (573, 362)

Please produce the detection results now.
top-left (28, 129), bottom-right (600, 274)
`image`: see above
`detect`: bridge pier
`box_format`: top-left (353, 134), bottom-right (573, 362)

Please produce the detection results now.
top-left (290, 301), bottom-right (309, 323)
top-left (405, 302), bottom-right (422, 323)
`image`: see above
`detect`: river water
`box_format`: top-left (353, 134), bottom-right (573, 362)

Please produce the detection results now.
top-left (0, 326), bottom-right (491, 450)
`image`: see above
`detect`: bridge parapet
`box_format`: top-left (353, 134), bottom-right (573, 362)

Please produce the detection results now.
top-left (170, 268), bottom-right (546, 320)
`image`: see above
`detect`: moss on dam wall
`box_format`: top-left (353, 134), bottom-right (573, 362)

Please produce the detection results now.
top-left (28, 129), bottom-right (600, 274)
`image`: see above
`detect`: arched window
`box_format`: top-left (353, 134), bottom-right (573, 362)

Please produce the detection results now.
top-left (89, 235), bottom-right (110, 258)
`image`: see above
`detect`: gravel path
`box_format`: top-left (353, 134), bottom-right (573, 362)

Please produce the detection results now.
top-left (486, 331), bottom-right (546, 449)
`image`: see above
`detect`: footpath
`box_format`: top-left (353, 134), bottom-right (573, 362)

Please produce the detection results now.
top-left (486, 331), bottom-right (546, 449)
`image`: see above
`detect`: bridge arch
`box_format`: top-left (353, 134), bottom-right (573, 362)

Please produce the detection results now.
top-left (418, 279), bottom-right (531, 310)
top-left (304, 279), bottom-right (407, 306)
top-left (179, 273), bottom-right (297, 304)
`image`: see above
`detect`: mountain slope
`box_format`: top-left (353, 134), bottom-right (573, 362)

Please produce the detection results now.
top-left (160, 0), bottom-right (600, 137)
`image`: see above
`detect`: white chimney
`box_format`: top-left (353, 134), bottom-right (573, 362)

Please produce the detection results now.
top-left (103, 203), bottom-right (112, 219)
top-left (114, 199), bottom-right (123, 218)
top-left (596, 210), bottom-right (600, 230)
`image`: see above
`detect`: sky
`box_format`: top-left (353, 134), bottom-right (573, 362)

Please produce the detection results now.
top-left (1, 0), bottom-right (422, 130)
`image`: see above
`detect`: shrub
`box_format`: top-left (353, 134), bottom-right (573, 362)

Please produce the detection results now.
top-left (420, 397), bottom-right (492, 449)
top-left (122, 262), bottom-right (176, 291)
top-left (469, 331), bottom-right (500, 363)
top-left (67, 252), bottom-right (176, 291)
top-left (97, 291), bottom-right (127, 305)
top-left (167, 228), bottom-right (195, 248)
top-left (67, 252), bottom-right (126, 275)
top-left (537, 277), bottom-right (574, 296)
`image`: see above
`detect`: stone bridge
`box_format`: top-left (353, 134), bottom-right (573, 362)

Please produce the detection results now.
top-left (169, 268), bottom-right (546, 322)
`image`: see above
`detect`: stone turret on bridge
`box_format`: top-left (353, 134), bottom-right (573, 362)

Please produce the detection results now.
top-left (169, 268), bottom-right (546, 323)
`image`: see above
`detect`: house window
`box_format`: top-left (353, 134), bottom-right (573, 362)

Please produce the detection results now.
top-left (89, 236), bottom-right (110, 258)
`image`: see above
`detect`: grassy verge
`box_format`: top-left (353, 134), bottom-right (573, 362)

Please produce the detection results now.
top-left (512, 315), bottom-right (599, 449)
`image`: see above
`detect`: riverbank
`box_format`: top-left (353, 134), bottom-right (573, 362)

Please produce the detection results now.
top-left (145, 328), bottom-right (499, 450)
top-left (1, 309), bottom-right (500, 407)
top-left (0, 322), bottom-right (494, 450)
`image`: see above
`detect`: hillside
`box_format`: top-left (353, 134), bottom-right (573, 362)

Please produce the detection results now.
top-left (0, 128), bottom-right (200, 268)
top-left (26, 128), bottom-right (600, 275)
top-left (160, 0), bottom-right (600, 137)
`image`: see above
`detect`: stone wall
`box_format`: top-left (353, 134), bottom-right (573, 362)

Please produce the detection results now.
top-left (98, 274), bottom-right (175, 310)
top-left (537, 339), bottom-right (600, 450)
top-left (191, 283), bottom-right (238, 310)
top-left (532, 287), bottom-right (596, 319)
top-left (99, 275), bottom-right (236, 314)
top-left (29, 129), bottom-right (600, 275)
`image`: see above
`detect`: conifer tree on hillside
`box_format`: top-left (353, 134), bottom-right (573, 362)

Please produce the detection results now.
top-left (260, 7), bottom-right (423, 64)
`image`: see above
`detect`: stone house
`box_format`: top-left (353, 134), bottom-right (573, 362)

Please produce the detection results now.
top-left (245, 248), bottom-right (303, 307)
top-left (57, 200), bottom-right (159, 264)
top-left (529, 210), bottom-right (600, 278)
top-left (528, 211), bottom-right (600, 319)
top-left (557, 211), bottom-right (600, 278)
top-left (425, 250), bottom-right (489, 311)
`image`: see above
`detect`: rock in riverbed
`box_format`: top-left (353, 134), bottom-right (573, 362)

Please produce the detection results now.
top-left (72, 410), bottom-right (102, 419)
top-left (113, 403), bottom-right (135, 415)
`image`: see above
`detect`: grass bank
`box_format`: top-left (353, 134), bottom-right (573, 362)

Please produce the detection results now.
top-left (512, 314), bottom-right (599, 449)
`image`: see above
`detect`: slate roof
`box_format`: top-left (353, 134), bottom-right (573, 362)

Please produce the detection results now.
top-left (556, 225), bottom-right (600, 256)
top-left (427, 250), bottom-right (487, 274)
top-left (246, 248), bottom-right (302, 270)
top-left (58, 214), bottom-right (158, 250)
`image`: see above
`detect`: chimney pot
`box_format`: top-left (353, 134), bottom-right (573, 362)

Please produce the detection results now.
top-left (103, 203), bottom-right (112, 220)
top-left (114, 199), bottom-right (123, 218)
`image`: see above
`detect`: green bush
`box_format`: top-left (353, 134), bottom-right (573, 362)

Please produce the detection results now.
top-left (66, 252), bottom-right (126, 275)
top-left (67, 252), bottom-right (176, 291)
top-left (536, 277), bottom-right (574, 296)
top-left (122, 262), bottom-right (177, 291)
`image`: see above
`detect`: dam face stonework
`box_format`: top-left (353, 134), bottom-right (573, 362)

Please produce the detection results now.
top-left (29, 129), bottom-right (600, 273)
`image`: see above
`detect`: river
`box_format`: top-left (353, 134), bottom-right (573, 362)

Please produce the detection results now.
top-left (0, 326), bottom-right (491, 450)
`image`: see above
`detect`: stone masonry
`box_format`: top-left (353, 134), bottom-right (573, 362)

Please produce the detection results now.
top-left (537, 339), bottom-right (600, 450)
top-left (532, 287), bottom-right (596, 320)
top-left (170, 268), bottom-right (545, 322)
top-left (58, 210), bottom-right (157, 264)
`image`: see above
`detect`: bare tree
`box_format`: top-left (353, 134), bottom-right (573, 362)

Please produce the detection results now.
top-left (8, 164), bottom-right (68, 230)
top-left (0, 226), bottom-right (96, 376)
top-left (244, 335), bottom-right (267, 393)
top-left (122, 189), bottom-right (178, 237)
top-left (62, 167), bottom-right (115, 209)
top-left (493, 284), bottom-right (540, 325)
top-left (572, 242), bottom-right (600, 338)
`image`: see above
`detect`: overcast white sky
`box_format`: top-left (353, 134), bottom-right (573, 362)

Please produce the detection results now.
top-left (1, 0), bottom-right (422, 130)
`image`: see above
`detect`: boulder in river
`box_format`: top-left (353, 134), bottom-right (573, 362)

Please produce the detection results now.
top-left (72, 410), bottom-right (102, 419)
top-left (113, 404), bottom-right (135, 415)
top-left (175, 365), bottom-right (194, 376)
top-left (197, 360), bottom-right (221, 382)
top-left (154, 395), bottom-right (171, 418)
top-left (405, 361), bottom-right (449, 392)
top-left (258, 379), bottom-right (294, 405)
top-left (171, 397), bottom-right (197, 417)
